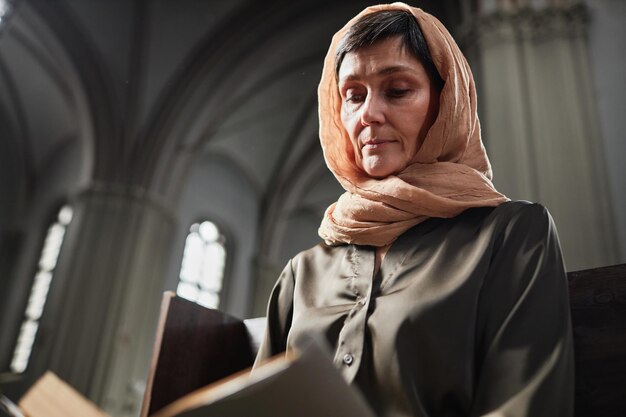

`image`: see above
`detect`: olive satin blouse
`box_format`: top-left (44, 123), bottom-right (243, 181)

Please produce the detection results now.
top-left (255, 201), bottom-right (574, 417)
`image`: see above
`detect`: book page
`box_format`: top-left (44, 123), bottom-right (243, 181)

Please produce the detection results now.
top-left (18, 372), bottom-right (110, 417)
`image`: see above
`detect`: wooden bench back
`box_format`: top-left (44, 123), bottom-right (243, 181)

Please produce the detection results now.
top-left (568, 263), bottom-right (626, 417)
top-left (142, 264), bottom-right (626, 417)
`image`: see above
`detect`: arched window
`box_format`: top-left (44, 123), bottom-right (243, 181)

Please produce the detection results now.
top-left (0, 0), bottom-right (16, 29)
top-left (10, 204), bottom-right (73, 373)
top-left (177, 221), bottom-right (226, 309)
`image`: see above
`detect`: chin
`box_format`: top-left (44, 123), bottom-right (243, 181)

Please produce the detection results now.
top-left (361, 154), bottom-right (407, 179)
top-left (363, 165), bottom-right (401, 179)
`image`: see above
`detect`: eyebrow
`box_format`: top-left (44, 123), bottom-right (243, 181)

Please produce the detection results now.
top-left (340, 65), bottom-right (416, 82)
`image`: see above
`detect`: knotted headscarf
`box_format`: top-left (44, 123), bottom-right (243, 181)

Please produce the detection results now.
top-left (318, 2), bottom-right (509, 247)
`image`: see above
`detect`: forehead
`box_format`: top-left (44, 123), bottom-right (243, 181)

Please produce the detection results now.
top-left (338, 37), bottom-right (426, 81)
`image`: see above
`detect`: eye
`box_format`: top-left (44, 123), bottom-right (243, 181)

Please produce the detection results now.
top-left (386, 88), bottom-right (410, 99)
top-left (345, 90), bottom-right (366, 103)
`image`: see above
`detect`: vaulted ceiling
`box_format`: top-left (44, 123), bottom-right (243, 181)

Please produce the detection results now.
top-left (0, 0), bottom-right (456, 233)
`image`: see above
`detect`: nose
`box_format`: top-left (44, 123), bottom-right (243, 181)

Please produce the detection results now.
top-left (360, 94), bottom-right (385, 126)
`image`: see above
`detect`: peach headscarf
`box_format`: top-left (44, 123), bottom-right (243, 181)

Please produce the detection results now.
top-left (317, 2), bottom-right (509, 247)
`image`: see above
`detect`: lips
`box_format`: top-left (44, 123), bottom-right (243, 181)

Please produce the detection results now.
top-left (361, 139), bottom-right (396, 149)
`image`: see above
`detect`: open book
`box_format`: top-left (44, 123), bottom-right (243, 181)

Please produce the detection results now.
top-left (11, 339), bottom-right (376, 417)
top-left (10, 372), bottom-right (108, 417)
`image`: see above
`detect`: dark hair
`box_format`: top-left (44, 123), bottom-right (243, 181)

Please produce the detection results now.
top-left (335, 10), bottom-right (444, 90)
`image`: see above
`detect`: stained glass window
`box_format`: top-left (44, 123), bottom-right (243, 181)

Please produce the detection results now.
top-left (177, 221), bottom-right (226, 309)
top-left (10, 205), bottom-right (73, 373)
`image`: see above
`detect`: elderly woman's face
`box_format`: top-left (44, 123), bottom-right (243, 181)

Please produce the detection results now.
top-left (338, 36), bottom-right (440, 178)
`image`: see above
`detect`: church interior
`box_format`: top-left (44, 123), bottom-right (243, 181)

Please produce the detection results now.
top-left (0, 0), bottom-right (624, 415)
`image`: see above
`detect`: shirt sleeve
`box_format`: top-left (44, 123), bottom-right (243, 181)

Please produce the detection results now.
top-left (470, 203), bottom-right (575, 416)
top-left (253, 258), bottom-right (295, 368)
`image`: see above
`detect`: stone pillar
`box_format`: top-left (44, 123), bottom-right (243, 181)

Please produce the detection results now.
top-left (30, 184), bottom-right (176, 416)
top-left (464, 1), bottom-right (619, 270)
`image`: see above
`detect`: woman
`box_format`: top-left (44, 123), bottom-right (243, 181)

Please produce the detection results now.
top-left (255, 3), bottom-right (574, 416)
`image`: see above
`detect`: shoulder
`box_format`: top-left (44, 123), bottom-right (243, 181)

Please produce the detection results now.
top-left (479, 201), bottom-right (563, 267)
top-left (493, 200), bottom-right (550, 219)
top-left (444, 201), bottom-right (561, 260)
top-left (485, 200), bottom-right (556, 237)
top-left (438, 200), bottom-right (557, 244)
top-left (454, 200), bottom-right (555, 234)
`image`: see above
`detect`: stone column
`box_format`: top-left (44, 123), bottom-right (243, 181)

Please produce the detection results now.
top-left (29, 184), bottom-right (176, 416)
top-left (463, 1), bottom-right (619, 270)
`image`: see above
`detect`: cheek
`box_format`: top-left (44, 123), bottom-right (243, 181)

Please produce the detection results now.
top-left (340, 109), bottom-right (349, 134)
top-left (340, 109), bottom-right (364, 164)
top-left (341, 111), bottom-right (361, 144)
top-left (341, 109), bottom-right (357, 134)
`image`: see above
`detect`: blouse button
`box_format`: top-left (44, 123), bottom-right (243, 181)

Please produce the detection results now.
top-left (343, 353), bottom-right (354, 366)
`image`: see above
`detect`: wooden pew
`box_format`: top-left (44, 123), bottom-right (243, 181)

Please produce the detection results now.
top-left (142, 264), bottom-right (626, 417)
top-left (568, 264), bottom-right (626, 417)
